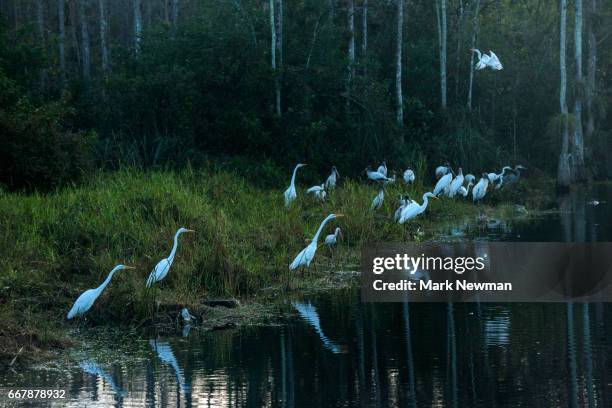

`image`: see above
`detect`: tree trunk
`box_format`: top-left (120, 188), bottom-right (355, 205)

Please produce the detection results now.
top-left (572, 0), bottom-right (585, 180)
top-left (454, 0), bottom-right (464, 99)
top-left (362, 0), bottom-right (367, 66)
top-left (467, 0), bottom-right (480, 112)
top-left (347, 0), bottom-right (355, 108)
top-left (36, 0), bottom-right (46, 91)
top-left (585, 0), bottom-right (597, 172)
top-left (436, 0), bottom-right (447, 109)
top-left (58, 0), bottom-right (66, 84)
top-left (171, 0), bottom-right (179, 34)
top-left (269, 0), bottom-right (280, 117)
top-left (99, 0), bottom-right (109, 73)
top-left (557, 0), bottom-right (571, 190)
top-left (133, 0), bottom-right (142, 55)
top-left (275, 0), bottom-right (283, 115)
top-left (79, 0), bottom-right (91, 82)
top-left (395, 0), bottom-right (403, 125)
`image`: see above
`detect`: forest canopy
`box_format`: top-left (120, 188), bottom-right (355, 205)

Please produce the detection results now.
top-left (0, 0), bottom-right (610, 190)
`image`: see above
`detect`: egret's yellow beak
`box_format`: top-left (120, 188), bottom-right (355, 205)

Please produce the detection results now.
top-left (335, 214), bottom-right (345, 217)
top-left (186, 229), bottom-right (196, 233)
top-left (124, 266), bottom-right (136, 270)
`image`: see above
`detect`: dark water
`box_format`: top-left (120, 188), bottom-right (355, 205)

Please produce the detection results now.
top-left (2, 185), bottom-right (612, 407)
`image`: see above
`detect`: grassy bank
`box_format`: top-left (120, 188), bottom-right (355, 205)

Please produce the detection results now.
top-left (0, 168), bottom-right (553, 363)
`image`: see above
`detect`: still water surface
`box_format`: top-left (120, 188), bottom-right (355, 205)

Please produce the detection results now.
top-left (2, 185), bottom-right (612, 407)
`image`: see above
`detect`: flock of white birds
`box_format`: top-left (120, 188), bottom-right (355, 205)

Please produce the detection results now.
top-left (67, 48), bottom-right (508, 321)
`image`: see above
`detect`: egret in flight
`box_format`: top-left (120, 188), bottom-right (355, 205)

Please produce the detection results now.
top-left (434, 166), bottom-right (453, 196)
top-left (448, 168), bottom-right (465, 198)
top-left (471, 49), bottom-right (503, 70)
top-left (365, 166), bottom-right (393, 183)
top-left (498, 165), bottom-right (527, 188)
top-left (325, 227), bottom-right (342, 247)
top-left (325, 166), bottom-right (340, 190)
top-left (284, 163), bottom-right (307, 207)
top-left (403, 168), bottom-right (415, 185)
top-left (399, 192), bottom-right (437, 224)
top-left (290, 214), bottom-right (344, 272)
top-left (307, 184), bottom-right (327, 202)
top-left (67, 264), bottom-right (135, 319)
top-left (472, 173), bottom-right (489, 203)
top-left (146, 227), bottom-right (195, 288)
top-left (371, 188), bottom-right (385, 210)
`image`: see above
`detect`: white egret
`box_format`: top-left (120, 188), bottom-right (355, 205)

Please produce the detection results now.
top-left (471, 48), bottom-right (491, 70)
top-left (403, 168), bottom-right (415, 185)
top-left (325, 166), bottom-right (340, 190)
top-left (289, 214), bottom-right (344, 272)
top-left (377, 161), bottom-right (388, 176)
top-left (472, 173), bottom-right (489, 203)
top-left (382, 172), bottom-right (397, 186)
top-left (365, 166), bottom-right (392, 183)
top-left (457, 180), bottom-right (474, 197)
top-left (181, 307), bottom-right (195, 323)
top-left (448, 168), bottom-right (465, 198)
top-left (464, 174), bottom-right (476, 185)
top-left (394, 196), bottom-right (407, 222)
top-left (324, 227), bottom-right (342, 247)
top-left (284, 163), bottom-right (307, 207)
top-left (435, 164), bottom-right (450, 178)
top-left (433, 166), bottom-right (453, 196)
top-left (371, 188), bottom-right (385, 210)
top-left (146, 227), bottom-right (195, 288)
top-left (399, 192), bottom-right (437, 224)
top-left (307, 183), bottom-right (326, 202)
top-left (67, 264), bottom-right (135, 319)
top-left (488, 50), bottom-right (503, 70)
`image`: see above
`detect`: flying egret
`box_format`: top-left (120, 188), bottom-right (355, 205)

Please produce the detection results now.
top-left (365, 166), bottom-right (392, 183)
top-left (488, 50), bottom-right (503, 70)
top-left (377, 161), bottom-right (388, 176)
top-left (399, 192), bottom-right (437, 224)
top-left (371, 188), bottom-right (385, 210)
top-left (433, 166), bottom-right (453, 196)
top-left (471, 48), bottom-right (491, 70)
top-left (472, 173), bottom-right (489, 203)
top-left (67, 264), bottom-right (135, 319)
top-left (499, 165), bottom-right (527, 188)
top-left (448, 167), bottom-right (465, 198)
top-left (289, 214), bottom-right (344, 272)
top-left (284, 163), bottom-right (307, 207)
top-left (181, 307), bottom-right (195, 323)
top-left (307, 183), bottom-right (327, 202)
top-left (435, 164), bottom-right (450, 178)
top-left (146, 227), bottom-right (195, 288)
top-left (325, 227), bottom-right (342, 247)
top-left (325, 166), bottom-right (340, 190)
top-left (403, 168), bottom-right (415, 185)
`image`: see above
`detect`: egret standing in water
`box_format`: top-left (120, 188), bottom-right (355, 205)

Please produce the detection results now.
top-left (448, 168), bottom-right (465, 198)
top-left (403, 168), bottom-right (415, 185)
top-left (371, 188), bottom-right (385, 210)
top-left (146, 227), bottom-right (195, 288)
top-left (284, 163), bottom-right (307, 207)
top-left (434, 166), bottom-right (453, 196)
top-left (67, 264), bottom-right (135, 319)
top-left (289, 213), bottom-right (344, 273)
top-left (325, 166), bottom-right (340, 190)
top-left (472, 173), bottom-right (489, 203)
top-left (399, 192), bottom-right (437, 224)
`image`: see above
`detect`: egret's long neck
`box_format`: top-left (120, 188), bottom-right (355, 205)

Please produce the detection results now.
top-left (335, 228), bottom-right (340, 238)
top-left (420, 196), bottom-right (430, 212)
top-left (474, 49), bottom-right (482, 59)
top-left (290, 165), bottom-right (300, 188)
top-left (313, 216), bottom-right (334, 243)
top-left (467, 183), bottom-right (473, 194)
top-left (168, 231), bottom-right (181, 263)
top-left (96, 267), bottom-right (119, 294)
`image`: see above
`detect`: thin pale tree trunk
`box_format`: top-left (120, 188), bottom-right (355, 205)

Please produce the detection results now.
top-left (99, 0), bottom-right (109, 73)
top-left (58, 0), bottom-right (66, 84)
top-left (362, 0), bottom-right (367, 74)
top-left (557, 0), bottom-right (571, 190)
top-left (347, 0), bottom-right (355, 108)
top-left (467, 0), bottom-right (480, 112)
top-left (133, 0), bottom-right (142, 55)
top-left (171, 0), bottom-right (179, 34)
top-left (435, 0), bottom-right (447, 109)
top-left (269, 0), bottom-right (280, 117)
top-left (395, 0), bottom-right (403, 125)
top-left (275, 0), bottom-right (283, 115)
top-left (36, 0), bottom-right (46, 91)
top-left (79, 0), bottom-right (91, 82)
top-left (572, 0), bottom-right (585, 180)
top-left (585, 0), bottom-right (597, 168)
top-left (454, 0), bottom-right (464, 99)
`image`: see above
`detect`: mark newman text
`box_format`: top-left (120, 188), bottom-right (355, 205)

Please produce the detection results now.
top-left (372, 279), bottom-right (513, 291)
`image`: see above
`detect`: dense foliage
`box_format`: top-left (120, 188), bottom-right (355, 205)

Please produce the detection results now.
top-left (0, 0), bottom-right (610, 189)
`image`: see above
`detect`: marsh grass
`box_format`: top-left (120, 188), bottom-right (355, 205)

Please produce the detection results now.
top-left (0, 168), bottom-right (552, 361)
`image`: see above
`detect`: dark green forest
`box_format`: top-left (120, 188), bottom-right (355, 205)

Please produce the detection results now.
top-left (0, 0), bottom-right (610, 190)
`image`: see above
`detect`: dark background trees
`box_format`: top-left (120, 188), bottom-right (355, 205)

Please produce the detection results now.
top-left (0, 0), bottom-right (610, 190)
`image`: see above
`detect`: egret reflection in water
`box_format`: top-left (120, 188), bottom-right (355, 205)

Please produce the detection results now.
top-left (79, 360), bottom-right (125, 397)
top-left (292, 301), bottom-right (346, 354)
top-left (149, 339), bottom-right (191, 395)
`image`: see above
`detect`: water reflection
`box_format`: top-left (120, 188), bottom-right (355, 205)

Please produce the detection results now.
top-left (292, 301), bottom-right (345, 354)
top-left (79, 360), bottom-right (125, 397)
top-left (149, 339), bottom-right (191, 396)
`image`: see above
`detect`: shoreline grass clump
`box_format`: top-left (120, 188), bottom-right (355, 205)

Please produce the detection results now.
top-left (0, 167), bottom-right (552, 363)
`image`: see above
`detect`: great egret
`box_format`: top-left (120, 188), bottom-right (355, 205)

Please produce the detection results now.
top-left (399, 192), bottom-right (437, 224)
top-left (67, 264), bottom-right (135, 320)
top-left (325, 166), bottom-right (340, 190)
top-left (284, 163), bottom-right (307, 207)
top-left (181, 307), bottom-right (195, 323)
top-left (487, 166), bottom-right (512, 184)
top-left (289, 214), bottom-right (344, 271)
top-left (457, 180), bottom-right (474, 197)
top-left (488, 50), bottom-right (503, 70)
top-left (394, 196), bottom-right (408, 222)
top-left (146, 227), bottom-right (195, 288)
top-left (472, 173), bottom-right (489, 203)
top-left (325, 227), bottom-right (342, 247)
top-left (433, 167), bottom-right (453, 196)
top-left (448, 168), bottom-right (465, 198)
top-left (464, 174), bottom-right (476, 185)
top-left (371, 188), bottom-right (385, 210)
top-left (377, 161), bottom-right (388, 176)
top-left (307, 184), bottom-right (327, 202)
top-left (365, 166), bottom-right (392, 183)
top-left (403, 168), bottom-right (415, 185)
top-left (435, 164), bottom-right (450, 178)
top-left (471, 49), bottom-right (502, 70)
